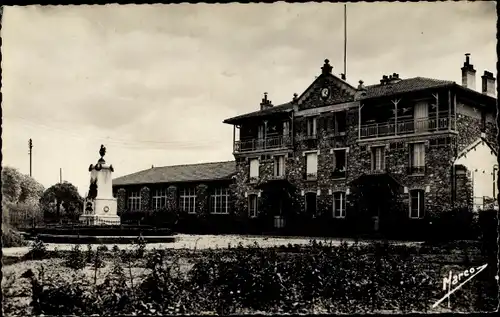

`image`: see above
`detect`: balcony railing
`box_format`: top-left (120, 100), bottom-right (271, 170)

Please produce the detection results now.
top-left (408, 166), bottom-right (426, 175)
top-left (331, 169), bottom-right (347, 179)
top-left (234, 135), bottom-right (291, 153)
top-left (304, 172), bottom-right (318, 181)
top-left (249, 176), bottom-right (259, 184)
top-left (359, 115), bottom-right (455, 139)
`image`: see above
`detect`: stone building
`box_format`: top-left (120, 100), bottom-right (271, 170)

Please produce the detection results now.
top-left (223, 54), bottom-right (497, 236)
top-left (112, 161), bottom-right (237, 230)
top-left (113, 54), bottom-right (496, 236)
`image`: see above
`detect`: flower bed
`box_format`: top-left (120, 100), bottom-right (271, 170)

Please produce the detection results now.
top-left (2, 240), bottom-right (497, 316)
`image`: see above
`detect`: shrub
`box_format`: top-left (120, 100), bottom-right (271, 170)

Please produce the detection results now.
top-left (15, 240), bottom-right (499, 315)
top-left (26, 236), bottom-right (47, 260)
top-left (2, 223), bottom-right (28, 247)
top-left (65, 244), bottom-right (86, 270)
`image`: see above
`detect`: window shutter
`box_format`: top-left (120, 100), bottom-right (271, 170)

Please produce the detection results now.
top-left (306, 153), bottom-right (318, 174)
top-left (250, 159), bottom-right (259, 178)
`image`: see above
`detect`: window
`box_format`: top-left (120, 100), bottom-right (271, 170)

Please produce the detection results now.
top-left (210, 187), bottom-right (230, 214)
top-left (324, 112), bottom-right (346, 134)
top-left (249, 158), bottom-right (259, 182)
top-left (257, 125), bottom-right (264, 140)
top-left (371, 146), bottom-right (386, 172)
top-left (333, 149), bottom-right (347, 178)
top-left (152, 188), bottom-right (168, 210)
top-left (274, 155), bottom-right (285, 177)
top-left (336, 111), bottom-right (346, 133)
top-left (248, 194), bottom-right (258, 218)
top-left (127, 191), bottom-right (141, 211)
top-left (305, 152), bottom-right (318, 180)
top-left (306, 117), bottom-right (317, 137)
top-left (409, 190), bottom-right (425, 219)
top-left (333, 192), bottom-right (346, 218)
top-left (180, 188), bottom-right (196, 214)
top-left (283, 121), bottom-right (290, 137)
top-left (409, 142), bottom-right (426, 174)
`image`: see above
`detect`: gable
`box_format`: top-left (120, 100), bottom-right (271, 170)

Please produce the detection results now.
top-left (455, 138), bottom-right (497, 164)
top-left (296, 60), bottom-right (357, 111)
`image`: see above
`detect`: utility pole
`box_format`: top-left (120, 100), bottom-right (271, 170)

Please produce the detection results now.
top-left (28, 139), bottom-right (33, 177)
top-left (60, 168), bottom-right (62, 183)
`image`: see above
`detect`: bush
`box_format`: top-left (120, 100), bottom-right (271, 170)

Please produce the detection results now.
top-left (15, 241), bottom-right (498, 315)
top-left (429, 208), bottom-right (479, 241)
top-left (26, 236), bottom-right (47, 260)
top-left (65, 244), bottom-right (86, 270)
top-left (2, 223), bottom-right (28, 247)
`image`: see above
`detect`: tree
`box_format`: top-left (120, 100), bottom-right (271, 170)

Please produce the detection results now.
top-left (2, 167), bottom-right (46, 228)
top-left (1, 167), bottom-right (23, 203)
top-left (19, 174), bottom-right (45, 205)
top-left (40, 182), bottom-right (84, 222)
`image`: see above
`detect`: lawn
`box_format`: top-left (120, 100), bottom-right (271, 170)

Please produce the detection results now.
top-left (2, 236), bottom-right (498, 316)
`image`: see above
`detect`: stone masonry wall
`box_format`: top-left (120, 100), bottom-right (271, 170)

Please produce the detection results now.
top-left (117, 188), bottom-right (127, 214)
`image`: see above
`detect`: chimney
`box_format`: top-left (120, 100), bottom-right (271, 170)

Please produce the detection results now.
top-left (321, 59), bottom-right (333, 75)
top-left (380, 75), bottom-right (389, 85)
top-left (260, 92), bottom-right (273, 110)
top-left (461, 53), bottom-right (476, 90)
top-left (292, 93), bottom-right (298, 103)
top-left (340, 73), bottom-right (346, 80)
top-left (481, 70), bottom-right (496, 97)
top-left (388, 73), bottom-right (401, 84)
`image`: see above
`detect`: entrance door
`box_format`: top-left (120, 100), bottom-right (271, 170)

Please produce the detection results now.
top-left (305, 192), bottom-right (317, 217)
top-left (367, 188), bottom-right (382, 233)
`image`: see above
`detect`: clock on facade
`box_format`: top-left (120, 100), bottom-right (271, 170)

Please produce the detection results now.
top-left (103, 206), bottom-right (109, 213)
top-left (321, 87), bottom-right (330, 99)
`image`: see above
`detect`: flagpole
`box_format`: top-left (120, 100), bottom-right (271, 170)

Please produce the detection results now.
top-left (343, 4), bottom-right (347, 80)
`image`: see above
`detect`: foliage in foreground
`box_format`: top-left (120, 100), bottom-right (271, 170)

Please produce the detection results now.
top-left (1, 223), bottom-right (28, 248)
top-left (7, 240), bottom-right (497, 316)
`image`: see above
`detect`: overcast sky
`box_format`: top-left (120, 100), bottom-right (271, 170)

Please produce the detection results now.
top-left (1, 2), bottom-right (497, 196)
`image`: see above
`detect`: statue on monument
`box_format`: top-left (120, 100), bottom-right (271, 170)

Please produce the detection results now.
top-left (100, 144), bottom-right (106, 159)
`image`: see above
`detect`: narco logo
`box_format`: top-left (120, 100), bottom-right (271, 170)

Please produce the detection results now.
top-left (432, 264), bottom-right (488, 308)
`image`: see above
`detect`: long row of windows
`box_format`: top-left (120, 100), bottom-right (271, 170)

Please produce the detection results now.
top-left (247, 192), bottom-right (347, 219)
top-left (126, 187), bottom-right (230, 214)
top-left (248, 190), bottom-right (424, 219)
top-left (303, 143), bottom-right (426, 179)
top-left (128, 187), bottom-right (424, 219)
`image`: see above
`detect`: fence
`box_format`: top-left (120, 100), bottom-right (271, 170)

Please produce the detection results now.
top-left (5, 208), bottom-right (45, 229)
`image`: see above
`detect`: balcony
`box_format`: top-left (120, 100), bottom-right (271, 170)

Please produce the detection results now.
top-left (234, 135), bottom-right (291, 153)
top-left (331, 169), bottom-right (347, 179)
top-left (408, 166), bottom-right (426, 175)
top-left (304, 172), bottom-right (318, 181)
top-left (359, 115), bottom-right (455, 140)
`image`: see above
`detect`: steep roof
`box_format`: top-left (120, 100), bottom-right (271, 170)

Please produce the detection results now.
top-left (455, 136), bottom-right (498, 161)
top-left (361, 77), bottom-right (454, 99)
top-left (112, 161), bottom-right (236, 186)
top-left (223, 102), bottom-right (293, 124)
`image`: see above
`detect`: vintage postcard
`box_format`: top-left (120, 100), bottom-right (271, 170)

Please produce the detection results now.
top-left (1, 2), bottom-right (498, 315)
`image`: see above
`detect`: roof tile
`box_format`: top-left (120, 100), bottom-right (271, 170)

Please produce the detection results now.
top-left (112, 161), bottom-right (236, 186)
top-left (361, 77), bottom-right (454, 99)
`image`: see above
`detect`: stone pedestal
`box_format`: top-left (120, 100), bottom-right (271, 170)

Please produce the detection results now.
top-left (80, 145), bottom-right (121, 226)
